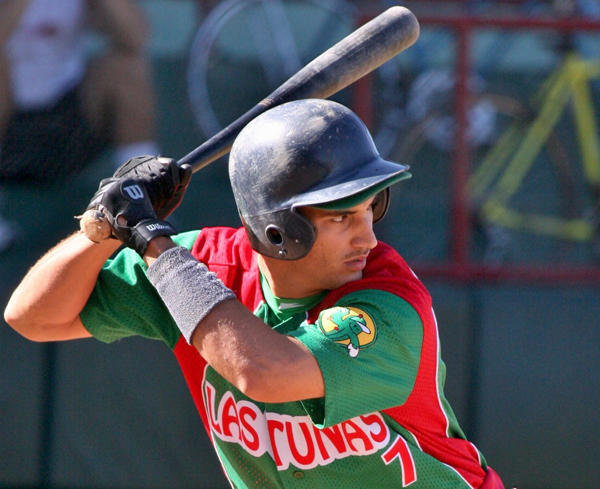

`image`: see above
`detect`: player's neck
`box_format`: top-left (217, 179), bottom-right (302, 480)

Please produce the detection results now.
top-left (257, 255), bottom-right (324, 299)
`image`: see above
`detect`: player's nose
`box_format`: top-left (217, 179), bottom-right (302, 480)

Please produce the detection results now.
top-left (352, 212), bottom-right (377, 250)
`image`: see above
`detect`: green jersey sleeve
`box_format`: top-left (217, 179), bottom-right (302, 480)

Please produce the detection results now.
top-left (289, 289), bottom-right (423, 428)
top-left (80, 230), bottom-right (200, 349)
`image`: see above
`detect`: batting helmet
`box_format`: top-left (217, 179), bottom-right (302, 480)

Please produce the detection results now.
top-left (229, 99), bottom-right (411, 260)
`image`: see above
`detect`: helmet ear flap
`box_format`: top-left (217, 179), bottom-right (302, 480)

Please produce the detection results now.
top-left (265, 225), bottom-right (285, 246)
top-left (373, 188), bottom-right (391, 223)
top-left (242, 210), bottom-right (316, 260)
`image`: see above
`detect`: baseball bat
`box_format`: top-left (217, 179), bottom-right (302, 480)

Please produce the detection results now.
top-left (79, 6), bottom-right (419, 242)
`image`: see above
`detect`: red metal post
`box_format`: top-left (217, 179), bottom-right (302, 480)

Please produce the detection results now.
top-left (450, 19), bottom-right (472, 268)
top-left (352, 73), bottom-right (373, 130)
top-left (356, 11), bottom-right (600, 285)
top-left (352, 13), bottom-right (375, 130)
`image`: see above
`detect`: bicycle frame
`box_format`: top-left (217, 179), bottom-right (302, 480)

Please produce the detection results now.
top-left (469, 53), bottom-right (600, 242)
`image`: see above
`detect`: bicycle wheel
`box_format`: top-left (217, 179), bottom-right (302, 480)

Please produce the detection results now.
top-left (187, 0), bottom-right (357, 139)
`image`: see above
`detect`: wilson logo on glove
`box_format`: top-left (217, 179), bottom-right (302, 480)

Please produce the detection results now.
top-left (122, 184), bottom-right (144, 200)
top-left (145, 223), bottom-right (172, 232)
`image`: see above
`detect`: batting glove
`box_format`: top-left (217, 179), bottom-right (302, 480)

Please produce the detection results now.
top-left (113, 155), bottom-right (193, 219)
top-left (87, 177), bottom-right (177, 257)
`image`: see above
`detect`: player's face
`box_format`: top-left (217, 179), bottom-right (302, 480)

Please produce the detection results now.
top-left (296, 196), bottom-right (379, 292)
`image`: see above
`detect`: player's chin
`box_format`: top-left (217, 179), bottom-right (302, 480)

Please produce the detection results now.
top-left (336, 267), bottom-right (364, 287)
top-left (344, 256), bottom-right (368, 272)
top-left (317, 261), bottom-right (365, 290)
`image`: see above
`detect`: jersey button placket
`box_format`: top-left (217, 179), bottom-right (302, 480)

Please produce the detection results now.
top-left (292, 471), bottom-right (304, 479)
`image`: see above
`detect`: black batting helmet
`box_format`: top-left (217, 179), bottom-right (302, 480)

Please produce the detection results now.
top-left (229, 99), bottom-right (411, 260)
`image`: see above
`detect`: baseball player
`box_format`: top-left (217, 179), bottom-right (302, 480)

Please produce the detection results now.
top-left (5, 99), bottom-right (505, 488)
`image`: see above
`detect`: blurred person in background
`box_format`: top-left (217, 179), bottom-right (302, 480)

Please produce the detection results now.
top-left (0, 0), bottom-right (160, 249)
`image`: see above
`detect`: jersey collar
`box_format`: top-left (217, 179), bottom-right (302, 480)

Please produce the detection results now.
top-left (259, 267), bottom-right (326, 321)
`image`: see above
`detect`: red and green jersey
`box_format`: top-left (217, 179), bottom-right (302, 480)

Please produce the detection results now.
top-left (81, 227), bottom-right (489, 488)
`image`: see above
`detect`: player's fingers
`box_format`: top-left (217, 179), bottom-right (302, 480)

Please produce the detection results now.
top-left (156, 157), bottom-right (179, 184)
top-left (179, 164), bottom-right (193, 188)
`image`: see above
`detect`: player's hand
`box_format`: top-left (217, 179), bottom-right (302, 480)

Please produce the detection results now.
top-left (113, 155), bottom-right (193, 219)
top-left (86, 177), bottom-right (177, 257)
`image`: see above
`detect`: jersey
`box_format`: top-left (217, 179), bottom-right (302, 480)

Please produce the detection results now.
top-left (81, 227), bottom-right (490, 488)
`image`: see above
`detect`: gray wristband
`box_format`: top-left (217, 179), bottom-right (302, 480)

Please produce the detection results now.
top-left (146, 246), bottom-right (236, 344)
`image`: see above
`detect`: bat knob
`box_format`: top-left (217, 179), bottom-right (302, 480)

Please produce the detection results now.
top-left (77, 210), bottom-right (112, 243)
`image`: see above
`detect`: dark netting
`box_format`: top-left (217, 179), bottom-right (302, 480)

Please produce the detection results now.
top-left (0, 89), bottom-right (110, 185)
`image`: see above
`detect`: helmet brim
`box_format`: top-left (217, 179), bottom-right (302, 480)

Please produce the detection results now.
top-left (289, 157), bottom-right (411, 210)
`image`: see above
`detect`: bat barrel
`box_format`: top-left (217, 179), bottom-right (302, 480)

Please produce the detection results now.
top-left (180, 6), bottom-right (419, 172)
top-left (268, 6), bottom-right (419, 102)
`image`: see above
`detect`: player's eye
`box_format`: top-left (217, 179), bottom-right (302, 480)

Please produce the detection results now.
top-left (332, 214), bottom-right (347, 223)
top-left (371, 194), bottom-right (381, 210)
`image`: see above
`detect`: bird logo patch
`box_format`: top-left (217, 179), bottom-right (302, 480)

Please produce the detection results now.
top-left (317, 306), bottom-right (377, 357)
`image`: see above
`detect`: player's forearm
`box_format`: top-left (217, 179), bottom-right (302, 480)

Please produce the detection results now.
top-left (4, 232), bottom-right (121, 340)
top-left (143, 235), bottom-right (177, 267)
top-left (145, 245), bottom-right (325, 403)
top-left (87, 0), bottom-right (149, 53)
top-left (195, 300), bottom-right (325, 403)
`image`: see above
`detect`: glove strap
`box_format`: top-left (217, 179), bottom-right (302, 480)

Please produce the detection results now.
top-left (130, 219), bottom-right (177, 257)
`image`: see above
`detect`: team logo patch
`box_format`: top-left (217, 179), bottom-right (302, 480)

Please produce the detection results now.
top-left (317, 306), bottom-right (377, 357)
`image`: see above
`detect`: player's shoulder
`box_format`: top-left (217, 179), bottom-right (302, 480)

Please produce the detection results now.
top-left (311, 289), bottom-right (423, 359)
top-left (191, 226), bottom-right (254, 270)
top-left (333, 288), bottom-right (423, 328)
top-left (364, 240), bottom-right (413, 277)
top-left (333, 241), bottom-right (432, 310)
top-left (172, 229), bottom-right (201, 249)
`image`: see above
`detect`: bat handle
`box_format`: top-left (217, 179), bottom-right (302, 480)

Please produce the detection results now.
top-left (79, 106), bottom-right (274, 241)
top-left (178, 104), bottom-right (269, 172)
